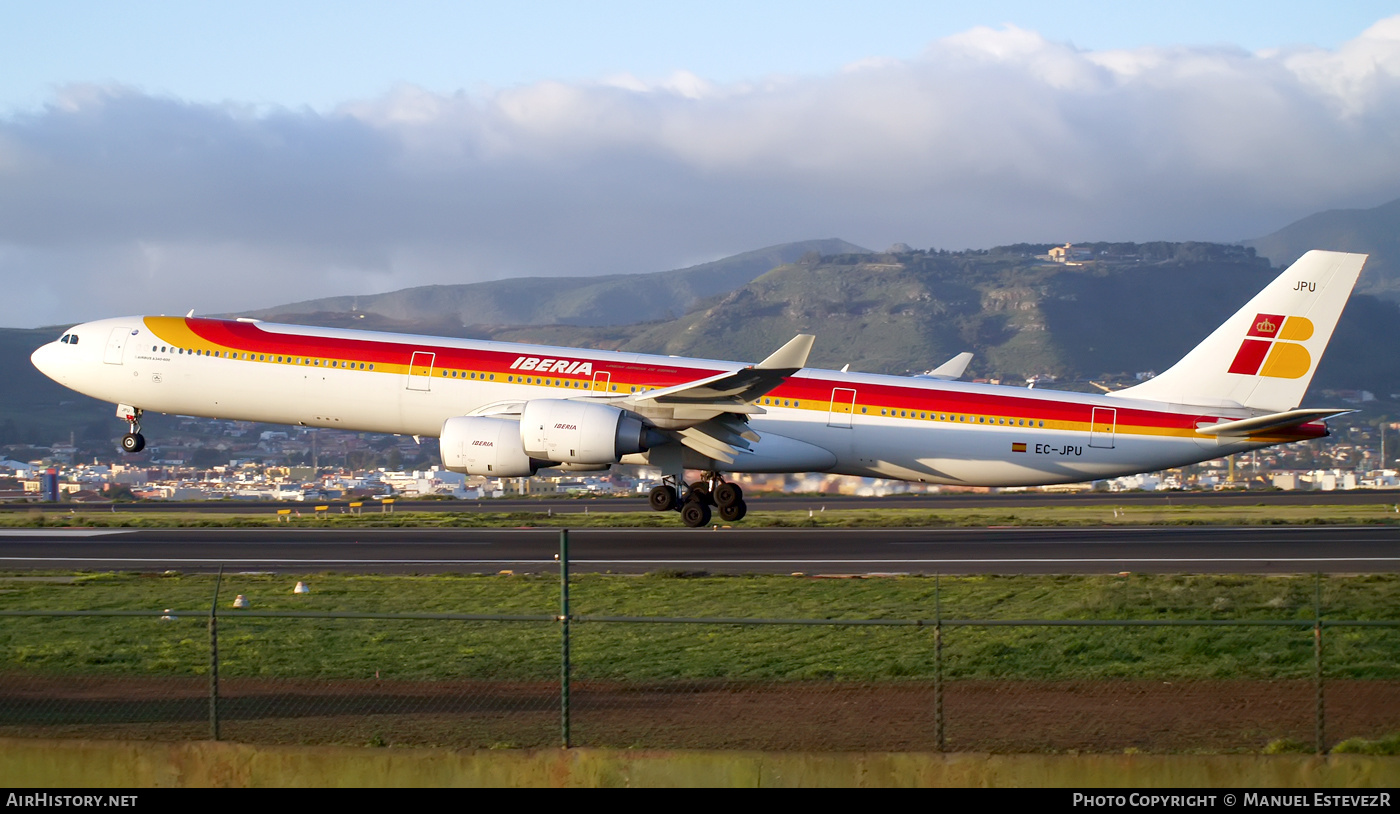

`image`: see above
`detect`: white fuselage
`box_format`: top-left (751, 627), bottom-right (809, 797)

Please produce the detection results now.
top-left (30, 315), bottom-right (1311, 486)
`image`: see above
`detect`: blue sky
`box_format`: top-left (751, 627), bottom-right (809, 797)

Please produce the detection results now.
top-left (4, 1), bottom-right (1393, 111)
top-left (2, 3), bottom-right (1400, 326)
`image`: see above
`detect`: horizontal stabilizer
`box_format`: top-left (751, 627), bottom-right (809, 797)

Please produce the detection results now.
top-left (1195, 408), bottom-right (1352, 437)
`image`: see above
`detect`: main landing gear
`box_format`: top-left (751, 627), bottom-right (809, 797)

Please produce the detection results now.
top-left (118, 405), bottom-right (146, 454)
top-left (648, 474), bottom-right (748, 528)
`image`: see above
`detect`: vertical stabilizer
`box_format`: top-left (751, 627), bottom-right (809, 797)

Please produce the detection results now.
top-left (1112, 250), bottom-right (1367, 411)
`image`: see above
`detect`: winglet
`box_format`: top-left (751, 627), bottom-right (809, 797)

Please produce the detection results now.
top-left (757, 334), bottom-right (815, 370)
top-left (919, 352), bottom-right (973, 381)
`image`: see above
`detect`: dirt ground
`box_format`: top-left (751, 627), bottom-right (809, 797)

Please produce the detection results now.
top-left (0, 674), bottom-right (1396, 753)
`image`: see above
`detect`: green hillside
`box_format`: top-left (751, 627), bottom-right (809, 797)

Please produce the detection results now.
top-left (239, 239), bottom-right (869, 327)
top-left (485, 243), bottom-right (1400, 393)
top-left (1243, 196), bottom-right (1400, 301)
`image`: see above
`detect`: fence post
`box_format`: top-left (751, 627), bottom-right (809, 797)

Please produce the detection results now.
top-left (934, 573), bottom-right (944, 752)
top-left (209, 565), bottom-right (223, 741)
top-left (1314, 572), bottom-right (1324, 755)
top-left (560, 529), bottom-right (571, 749)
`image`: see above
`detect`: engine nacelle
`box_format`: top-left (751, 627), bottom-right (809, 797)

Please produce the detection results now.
top-left (520, 399), bottom-right (656, 464)
top-left (440, 416), bottom-right (547, 477)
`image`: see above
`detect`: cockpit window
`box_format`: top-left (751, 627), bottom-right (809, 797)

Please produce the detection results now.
top-left (59, 334), bottom-right (79, 345)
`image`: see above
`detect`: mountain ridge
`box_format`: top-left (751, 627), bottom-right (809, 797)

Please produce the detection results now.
top-left (1243, 196), bottom-right (1400, 301)
top-left (237, 239), bottom-right (870, 328)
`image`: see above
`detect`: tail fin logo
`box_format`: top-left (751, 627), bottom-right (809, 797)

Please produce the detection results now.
top-left (1229, 314), bottom-right (1315, 378)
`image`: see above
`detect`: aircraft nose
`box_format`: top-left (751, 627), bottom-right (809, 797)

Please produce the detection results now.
top-left (30, 341), bottom-right (64, 384)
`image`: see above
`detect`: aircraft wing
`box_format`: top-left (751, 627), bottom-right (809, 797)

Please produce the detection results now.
top-left (625, 334), bottom-right (815, 417)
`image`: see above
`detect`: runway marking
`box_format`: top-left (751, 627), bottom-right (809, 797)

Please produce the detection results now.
top-left (1, 556), bottom-right (1399, 566)
top-left (0, 530), bottom-right (124, 537)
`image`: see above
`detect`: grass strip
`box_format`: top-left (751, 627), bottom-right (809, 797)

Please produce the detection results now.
top-left (0, 571), bottom-right (1395, 682)
top-left (4, 503), bottom-right (1400, 529)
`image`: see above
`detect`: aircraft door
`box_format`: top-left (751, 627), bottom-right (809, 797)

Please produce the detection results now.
top-left (1089, 406), bottom-right (1117, 449)
top-left (406, 351), bottom-right (435, 392)
top-left (103, 326), bottom-right (133, 366)
top-left (592, 371), bottom-right (612, 392)
top-left (828, 387), bottom-right (857, 428)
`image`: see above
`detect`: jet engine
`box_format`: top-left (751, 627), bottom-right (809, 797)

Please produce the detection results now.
top-left (440, 416), bottom-right (548, 477)
top-left (519, 399), bottom-right (661, 464)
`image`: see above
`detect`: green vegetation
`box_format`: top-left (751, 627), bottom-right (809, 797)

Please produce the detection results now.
top-left (1331, 732), bottom-right (1400, 755)
top-left (0, 571), bottom-right (1395, 683)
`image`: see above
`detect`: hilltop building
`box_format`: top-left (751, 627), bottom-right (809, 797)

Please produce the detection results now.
top-left (1048, 243), bottom-right (1093, 263)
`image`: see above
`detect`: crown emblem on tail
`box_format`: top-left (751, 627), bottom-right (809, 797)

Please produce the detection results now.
top-left (1230, 313), bottom-right (1314, 379)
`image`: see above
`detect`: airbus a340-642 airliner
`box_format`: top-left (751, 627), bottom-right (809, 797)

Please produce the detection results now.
top-left (30, 250), bottom-right (1366, 526)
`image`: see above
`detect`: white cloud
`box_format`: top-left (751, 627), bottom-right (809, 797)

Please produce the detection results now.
top-left (3, 18), bottom-right (1400, 326)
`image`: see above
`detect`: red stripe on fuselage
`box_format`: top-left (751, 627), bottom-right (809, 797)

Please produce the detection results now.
top-left (177, 318), bottom-right (1322, 441)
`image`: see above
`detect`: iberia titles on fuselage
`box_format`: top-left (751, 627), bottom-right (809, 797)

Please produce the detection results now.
top-left (30, 250), bottom-right (1369, 526)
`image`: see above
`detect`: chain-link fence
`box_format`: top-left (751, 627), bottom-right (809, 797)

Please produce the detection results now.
top-left (0, 538), bottom-right (1397, 753)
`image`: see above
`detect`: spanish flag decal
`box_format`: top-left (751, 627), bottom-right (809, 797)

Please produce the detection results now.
top-left (1228, 314), bottom-right (1313, 379)
top-left (1012, 442), bottom-right (1027, 453)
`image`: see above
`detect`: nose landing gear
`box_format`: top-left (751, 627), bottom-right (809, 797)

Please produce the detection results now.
top-left (648, 473), bottom-right (747, 527)
top-left (117, 404), bottom-right (145, 454)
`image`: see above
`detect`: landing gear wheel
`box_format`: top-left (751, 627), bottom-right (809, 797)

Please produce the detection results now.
top-left (648, 484), bottom-right (678, 512)
top-left (686, 482), bottom-right (712, 505)
top-left (120, 433), bottom-right (146, 454)
top-left (718, 499), bottom-right (747, 522)
top-left (680, 500), bottom-right (712, 528)
top-left (713, 482), bottom-right (743, 508)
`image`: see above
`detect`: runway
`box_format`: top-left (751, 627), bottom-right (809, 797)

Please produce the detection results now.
top-left (0, 525), bottom-right (1397, 574)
